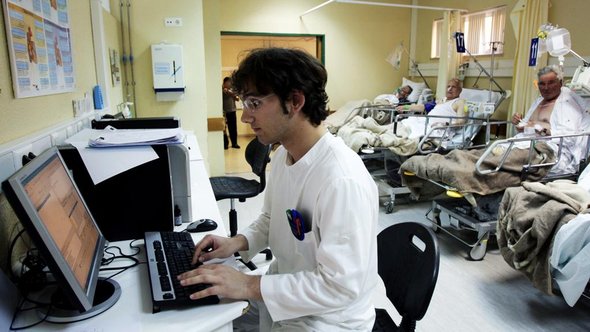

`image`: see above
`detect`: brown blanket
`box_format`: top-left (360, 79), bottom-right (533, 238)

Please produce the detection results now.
top-left (399, 142), bottom-right (556, 198)
top-left (496, 181), bottom-right (590, 294)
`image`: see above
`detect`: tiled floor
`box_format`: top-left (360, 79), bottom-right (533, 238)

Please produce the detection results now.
top-left (224, 135), bottom-right (257, 174)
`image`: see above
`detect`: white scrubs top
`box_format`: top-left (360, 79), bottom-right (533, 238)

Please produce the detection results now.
top-left (239, 132), bottom-right (379, 331)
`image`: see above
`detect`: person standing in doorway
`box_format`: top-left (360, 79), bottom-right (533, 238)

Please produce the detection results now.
top-left (223, 77), bottom-right (240, 149)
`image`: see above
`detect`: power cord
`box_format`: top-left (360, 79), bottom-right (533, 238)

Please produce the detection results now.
top-left (18, 249), bottom-right (49, 292)
top-left (9, 296), bottom-right (52, 331)
top-left (7, 228), bottom-right (27, 282)
top-left (99, 240), bottom-right (145, 280)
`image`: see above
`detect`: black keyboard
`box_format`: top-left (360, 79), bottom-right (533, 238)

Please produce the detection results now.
top-left (145, 231), bottom-right (219, 313)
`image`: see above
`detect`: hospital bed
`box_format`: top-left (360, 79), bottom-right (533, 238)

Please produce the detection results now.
top-left (404, 132), bottom-right (590, 260)
top-left (370, 91), bottom-right (505, 212)
top-left (327, 88), bottom-right (508, 213)
top-left (496, 179), bottom-right (590, 307)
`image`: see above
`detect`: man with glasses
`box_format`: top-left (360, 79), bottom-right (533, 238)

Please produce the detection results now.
top-left (511, 65), bottom-right (590, 174)
top-left (179, 48), bottom-right (379, 331)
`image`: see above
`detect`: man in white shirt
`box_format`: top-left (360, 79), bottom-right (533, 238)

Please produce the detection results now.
top-left (512, 65), bottom-right (590, 174)
top-left (178, 48), bottom-right (379, 331)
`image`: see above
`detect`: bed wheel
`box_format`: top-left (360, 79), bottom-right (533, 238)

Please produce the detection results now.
top-left (468, 234), bottom-right (489, 261)
top-left (430, 208), bottom-right (441, 233)
top-left (385, 201), bottom-right (394, 214)
top-left (432, 216), bottom-right (442, 233)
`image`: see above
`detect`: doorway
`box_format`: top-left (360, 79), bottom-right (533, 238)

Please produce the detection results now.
top-left (220, 32), bottom-right (324, 173)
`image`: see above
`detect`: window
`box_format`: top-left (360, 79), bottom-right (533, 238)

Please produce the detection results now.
top-left (430, 19), bottom-right (443, 59)
top-left (431, 6), bottom-right (506, 58)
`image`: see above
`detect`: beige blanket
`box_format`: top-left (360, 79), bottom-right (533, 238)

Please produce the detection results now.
top-left (399, 142), bottom-right (556, 198)
top-left (496, 180), bottom-right (590, 294)
top-left (337, 116), bottom-right (419, 156)
top-left (324, 99), bottom-right (371, 134)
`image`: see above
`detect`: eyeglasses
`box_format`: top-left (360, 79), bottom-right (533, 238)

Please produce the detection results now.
top-left (240, 94), bottom-right (275, 112)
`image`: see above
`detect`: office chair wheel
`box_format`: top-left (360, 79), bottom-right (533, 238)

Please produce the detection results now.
top-left (261, 248), bottom-right (273, 261)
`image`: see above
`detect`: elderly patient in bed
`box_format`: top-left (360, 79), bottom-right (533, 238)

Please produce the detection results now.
top-left (400, 65), bottom-right (590, 198)
top-left (397, 78), bottom-right (467, 140)
top-left (337, 78), bottom-right (467, 155)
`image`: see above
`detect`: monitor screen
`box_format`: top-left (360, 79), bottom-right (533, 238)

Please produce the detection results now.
top-left (2, 147), bottom-right (106, 313)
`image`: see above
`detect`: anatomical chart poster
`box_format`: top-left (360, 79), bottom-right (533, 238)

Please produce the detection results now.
top-left (3, 0), bottom-right (75, 98)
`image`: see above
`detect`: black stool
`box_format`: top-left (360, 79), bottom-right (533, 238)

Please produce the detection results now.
top-left (210, 138), bottom-right (272, 270)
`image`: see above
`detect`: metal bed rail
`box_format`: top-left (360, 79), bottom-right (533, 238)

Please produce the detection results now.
top-left (417, 131), bottom-right (590, 260)
top-left (475, 131), bottom-right (590, 176)
top-left (393, 113), bottom-right (501, 154)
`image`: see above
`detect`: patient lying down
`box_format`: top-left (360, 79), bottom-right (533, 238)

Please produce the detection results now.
top-left (337, 79), bottom-right (468, 155)
top-left (337, 116), bottom-right (419, 155)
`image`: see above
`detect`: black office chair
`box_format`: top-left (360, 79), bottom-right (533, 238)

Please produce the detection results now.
top-left (373, 222), bottom-right (440, 332)
top-left (210, 137), bottom-right (272, 270)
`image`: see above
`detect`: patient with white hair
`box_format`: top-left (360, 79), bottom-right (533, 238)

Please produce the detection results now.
top-left (511, 64), bottom-right (590, 175)
top-left (398, 78), bottom-right (467, 139)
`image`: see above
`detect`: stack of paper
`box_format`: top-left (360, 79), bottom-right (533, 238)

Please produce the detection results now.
top-left (88, 126), bottom-right (184, 148)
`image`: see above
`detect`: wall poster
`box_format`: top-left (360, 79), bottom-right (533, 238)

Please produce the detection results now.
top-left (3, 0), bottom-right (75, 98)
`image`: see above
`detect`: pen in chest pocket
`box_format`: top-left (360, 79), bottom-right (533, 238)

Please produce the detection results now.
top-left (286, 209), bottom-right (309, 241)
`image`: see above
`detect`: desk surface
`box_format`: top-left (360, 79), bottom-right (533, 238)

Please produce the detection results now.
top-left (14, 136), bottom-right (247, 331)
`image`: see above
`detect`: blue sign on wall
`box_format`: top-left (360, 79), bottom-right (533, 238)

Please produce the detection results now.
top-left (529, 38), bottom-right (539, 67)
top-left (455, 32), bottom-right (465, 53)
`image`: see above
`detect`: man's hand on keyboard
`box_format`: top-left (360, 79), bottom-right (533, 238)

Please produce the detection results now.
top-left (177, 264), bottom-right (262, 301)
top-left (193, 234), bottom-right (248, 264)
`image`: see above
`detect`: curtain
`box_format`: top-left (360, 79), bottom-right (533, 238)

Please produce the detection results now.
top-left (462, 7), bottom-right (506, 55)
top-left (435, 10), bottom-right (462, 101)
top-left (509, 0), bottom-right (549, 134)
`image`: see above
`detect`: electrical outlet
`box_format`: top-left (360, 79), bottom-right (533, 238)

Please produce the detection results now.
top-left (0, 152), bottom-right (16, 184)
top-left (164, 17), bottom-right (182, 27)
top-left (12, 144), bottom-right (32, 169)
top-left (51, 130), bottom-right (67, 146)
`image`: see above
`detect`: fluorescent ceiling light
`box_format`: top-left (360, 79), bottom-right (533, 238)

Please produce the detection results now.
top-left (301, 0), bottom-right (467, 17)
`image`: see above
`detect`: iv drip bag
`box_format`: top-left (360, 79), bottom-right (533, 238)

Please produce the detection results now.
top-left (546, 28), bottom-right (571, 57)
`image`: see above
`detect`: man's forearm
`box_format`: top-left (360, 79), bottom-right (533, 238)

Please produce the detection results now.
top-left (233, 234), bottom-right (249, 251)
top-left (247, 275), bottom-right (262, 300)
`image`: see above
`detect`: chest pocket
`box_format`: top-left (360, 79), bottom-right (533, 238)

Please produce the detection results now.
top-left (293, 229), bottom-right (319, 270)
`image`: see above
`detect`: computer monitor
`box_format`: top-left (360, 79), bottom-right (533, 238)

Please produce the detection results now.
top-left (2, 147), bottom-right (120, 323)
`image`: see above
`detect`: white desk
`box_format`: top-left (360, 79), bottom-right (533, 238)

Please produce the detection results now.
top-left (18, 137), bottom-right (247, 331)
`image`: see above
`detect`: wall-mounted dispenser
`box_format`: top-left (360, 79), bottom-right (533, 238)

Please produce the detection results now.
top-left (151, 43), bottom-right (185, 101)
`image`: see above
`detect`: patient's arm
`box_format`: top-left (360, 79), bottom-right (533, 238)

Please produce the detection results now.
top-left (451, 99), bottom-right (467, 125)
top-left (396, 104), bottom-right (425, 113)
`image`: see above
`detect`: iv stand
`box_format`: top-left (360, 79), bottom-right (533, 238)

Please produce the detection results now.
top-left (464, 41), bottom-right (506, 108)
top-left (402, 47), bottom-right (431, 90)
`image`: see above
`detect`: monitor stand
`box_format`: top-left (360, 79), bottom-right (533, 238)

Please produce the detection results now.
top-left (39, 278), bottom-right (121, 323)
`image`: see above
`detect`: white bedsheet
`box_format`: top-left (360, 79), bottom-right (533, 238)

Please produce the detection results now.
top-left (550, 212), bottom-right (590, 306)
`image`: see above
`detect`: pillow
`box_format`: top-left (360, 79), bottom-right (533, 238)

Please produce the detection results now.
top-left (460, 88), bottom-right (501, 104)
top-left (402, 77), bottom-right (427, 103)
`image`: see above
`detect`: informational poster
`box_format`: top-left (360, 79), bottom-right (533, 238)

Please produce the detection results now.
top-left (3, 0), bottom-right (75, 98)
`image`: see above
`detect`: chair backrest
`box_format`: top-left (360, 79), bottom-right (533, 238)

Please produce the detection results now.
top-left (377, 222), bottom-right (440, 329)
top-left (245, 137), bottom-right (272, 192)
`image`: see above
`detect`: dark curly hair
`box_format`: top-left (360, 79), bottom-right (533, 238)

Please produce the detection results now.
top-left (231, 48), bottom-right (329, 126)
